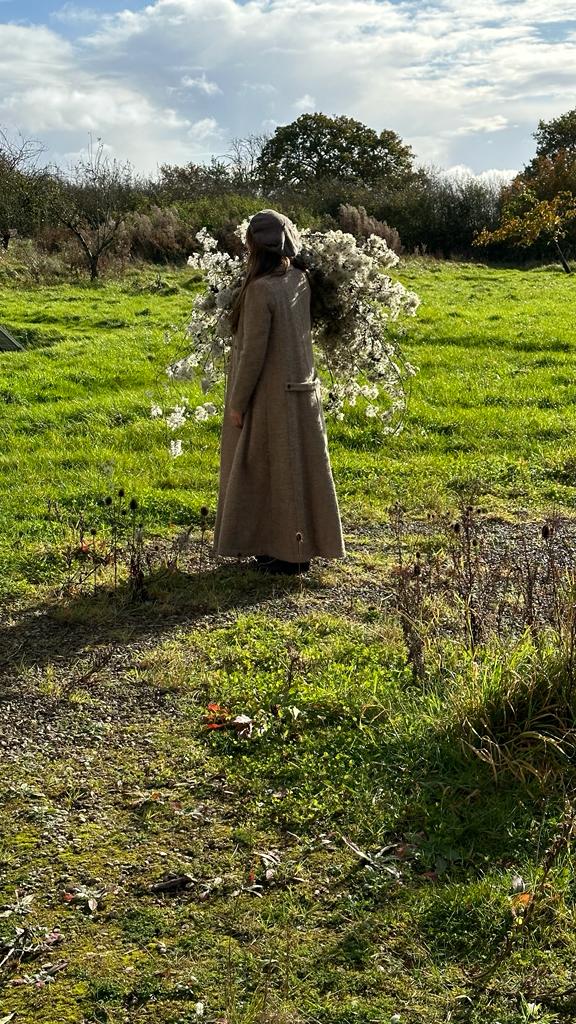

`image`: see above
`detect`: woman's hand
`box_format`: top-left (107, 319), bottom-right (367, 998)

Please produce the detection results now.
top-left (230, 409), bottom-right (244, 429)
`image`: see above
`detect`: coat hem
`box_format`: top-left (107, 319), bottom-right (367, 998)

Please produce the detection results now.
top-left (213, 545), bottom-right (346, 561)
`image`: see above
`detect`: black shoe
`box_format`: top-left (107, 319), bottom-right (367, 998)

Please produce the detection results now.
top-left (278, 560), bottom-right (310, 575)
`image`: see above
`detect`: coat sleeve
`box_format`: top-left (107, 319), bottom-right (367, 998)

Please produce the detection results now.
top-left (228, 281), bottom-right (273, 414)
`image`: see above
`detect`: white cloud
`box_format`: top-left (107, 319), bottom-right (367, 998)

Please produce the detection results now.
top-left (52, 3), bottom-right (100, 24)
top-left (181, 73), bottom-right (222, 95)
top-left (451, 115), bottom-right (510, 136)
top-left (1, 0), bottom-right (575, 173)
top-left (293, 94), bottom-right (316, 112)
top-left (187, 117), bottom-right (223, 142)
top-left (442, 164), bottom-right (518, 186)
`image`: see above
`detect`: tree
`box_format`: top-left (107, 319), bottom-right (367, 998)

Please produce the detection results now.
top-left (225, 134), bottom-right (269, 192)
top-left (256, 113), bottom-right (413, 190)
top-left (372, 167), bottom-right (503, 255)
top-left (533, 108), bottom-right (576, 160)
top-left (0, 127), bottom-right (45, 247)
top-left (155, 158), bottom-right (232, 202)
top-left (523, 149), bottom-right (576, 196)
top-left (474, 181), bottom-right (576, 273)
top-left (0, 126), bottom-right (44, 173)
top-left (473, 108), bottom-right (576, 270)
top-left (52, 139), bottom-right (137, 280)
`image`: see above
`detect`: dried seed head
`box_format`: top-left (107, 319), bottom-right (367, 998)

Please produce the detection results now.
top-left (296, 532), bottom-right (303, 544)
top-left (452, 521), bottom-right (461, 534)
top-left (542, 523), bottom-right (551, 540)
top-left (413, 563), bottom-right (421, 577)
top-left (472, 538), bottom-right (478, 548)
top-left (129, 498), bottom-right (138, 511)
top-left (118, 488), bottom-right (125, 498)
top-left (200, 505), bottom-right (209, 518)
top-left (415, 550), bottom-right (422, 560)
top-left (105, 496), bottom-right (113, 506)
top-left (90, 528), bottom-right (97, 536)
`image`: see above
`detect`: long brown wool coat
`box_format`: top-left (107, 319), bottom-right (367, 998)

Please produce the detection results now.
top-left (213, 265), bottom-right (345, 563)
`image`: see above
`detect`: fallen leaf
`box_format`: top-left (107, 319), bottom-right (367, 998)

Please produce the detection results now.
top-left (511, 891), bottom-right (533, 910)
top-left (343, 837), bottom-right (401, 878)
top-left (257, 851), bottom-right (281, 868)
top-left (343, 837), bottom-right (375, 866)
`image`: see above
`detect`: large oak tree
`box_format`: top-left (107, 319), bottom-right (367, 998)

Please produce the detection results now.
top-left (257, 113), bottom-right (413, 190)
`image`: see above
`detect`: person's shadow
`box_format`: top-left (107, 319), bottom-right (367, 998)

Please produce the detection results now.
top-left (0, 560), bottom-right (326, 679)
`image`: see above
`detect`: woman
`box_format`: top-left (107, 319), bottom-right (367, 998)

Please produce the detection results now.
top-left (213, 209), bottom-right (345, 574)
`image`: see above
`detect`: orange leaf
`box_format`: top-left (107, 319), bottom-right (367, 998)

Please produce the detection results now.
top-left (512, 892), bottom-right (533, 908)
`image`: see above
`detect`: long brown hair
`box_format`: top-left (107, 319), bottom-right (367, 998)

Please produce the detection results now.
top-left (230, 227), bottom-right (290, 334)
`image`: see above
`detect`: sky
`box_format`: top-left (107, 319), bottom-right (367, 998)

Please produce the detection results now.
top-left (1, 0), bottom-right (576, 181)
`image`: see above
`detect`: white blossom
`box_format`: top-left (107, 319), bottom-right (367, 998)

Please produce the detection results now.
top-left (150, 404), bottom-right (163, 419)
top-left (175, 222), bottom-right (420, 426)
top-left (166, 405), bottom-right (187, 430)
top-left (193, 402), bottom-right (219, 420)
top-left (169, 439), bottom-right (184, 458)
top-left (235, 218), bottom-right (250, 245)
top-left (167, 355), bottom-right (198, 381)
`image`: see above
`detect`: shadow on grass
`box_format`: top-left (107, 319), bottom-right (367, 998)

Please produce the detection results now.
top-left (0, 559), bottom-right (328, 679)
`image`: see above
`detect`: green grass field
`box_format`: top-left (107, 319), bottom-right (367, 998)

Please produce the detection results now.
top-left (1, 259), bottom-right (576, 599)
top-left (1, 259), bottom-right (576, 1024)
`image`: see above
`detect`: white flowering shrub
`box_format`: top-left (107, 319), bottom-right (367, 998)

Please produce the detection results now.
top-left (297, 229), bottom-right (420, 421)
top-left (155, 221), bottom-right (420, 452)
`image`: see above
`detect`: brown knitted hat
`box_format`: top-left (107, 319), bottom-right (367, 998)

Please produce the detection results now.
top-left (248, 209), bottom-right (301, 257)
